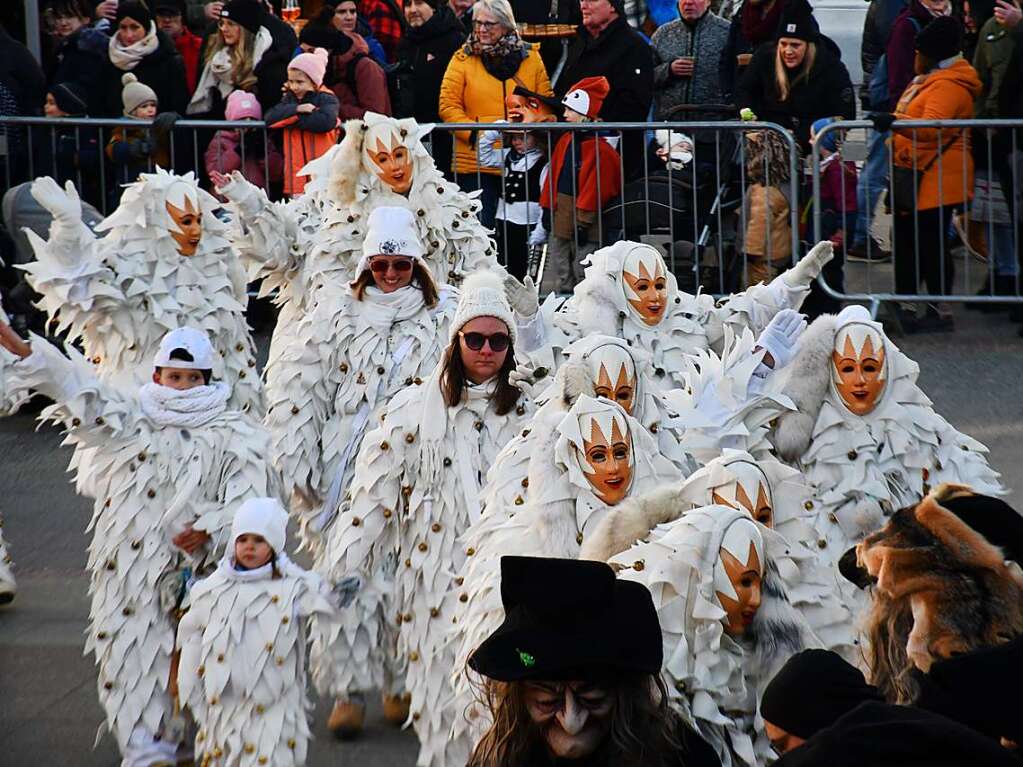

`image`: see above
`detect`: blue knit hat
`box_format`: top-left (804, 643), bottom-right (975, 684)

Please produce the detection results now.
top-left (811, 117), bottom-right (840, 153)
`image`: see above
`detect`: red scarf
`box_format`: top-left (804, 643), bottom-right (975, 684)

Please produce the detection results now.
top-left (740, 0), bottom-right (785, 45)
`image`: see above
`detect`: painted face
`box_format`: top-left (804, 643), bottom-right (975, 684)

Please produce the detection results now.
top-left (622, 248), bottom-right (669, 326)
top-left (218, 17), bottom-right (241, 46)
top-left (713, 518), bottom-right (764, 637)
top-left (578, 411), bottom-right (633, 505)
top-left (117, 16), bottom-right (147, 45)
top-left (366, 133), bottom-right (414, 195)
top-left (165, 196), bottom-right (202, 256)
top-left (458, 316), bottom-right (511, 385)
top-left (152, 366), bottom-right (207, 390)
top-left (234, 533), bottom-right (274, 569)
top-left (586, 344), bottom-right (636, 415)
top-left (831, 325), bottom-right (887, 416)
top-left (524, 681), bottom-right (614, 759)
top-left (505, 93), bottom-right (556, 124)
top-left (710, 461), bottom-right (774, 528)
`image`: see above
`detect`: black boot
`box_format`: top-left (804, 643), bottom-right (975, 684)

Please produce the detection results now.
top-left (979, 275), bottom-right (1019, 314)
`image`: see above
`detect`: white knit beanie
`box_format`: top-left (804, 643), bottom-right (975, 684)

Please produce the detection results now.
top-left (230, 497), bottom-right (288, 555)
top-left (449, 270), bottom-right (516, 344)
top-left (352, 205), bottom-right (426, 277)
top-left (121, 72), bottom-right (158, 117)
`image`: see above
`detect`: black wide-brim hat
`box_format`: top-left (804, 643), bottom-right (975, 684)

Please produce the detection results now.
top-left (511, 85), bottom-right (562, 115)
top-left (468, 556), bottom-right (663, 682)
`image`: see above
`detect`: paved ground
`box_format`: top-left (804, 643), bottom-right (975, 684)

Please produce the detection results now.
top-left (1, 303), bottom-right (1021, 765)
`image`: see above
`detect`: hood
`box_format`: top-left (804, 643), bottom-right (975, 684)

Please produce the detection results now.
top-left (337, 31), bottom-right (370, 64)
top-left (73, 25), bottom-right (111, 56)
top-left (920, 57), bottom-right (983, 99)
top-left (408, 5), bottom-right (464, 42)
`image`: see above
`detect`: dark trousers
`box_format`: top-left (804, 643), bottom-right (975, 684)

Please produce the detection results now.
top-left (495, 220), bottom-right (531, 280)
top-left (893, 206), bottom-right (956, 296)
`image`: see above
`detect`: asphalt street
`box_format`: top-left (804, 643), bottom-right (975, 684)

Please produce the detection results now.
top-left (1, 305), bottom-right (1021, 765)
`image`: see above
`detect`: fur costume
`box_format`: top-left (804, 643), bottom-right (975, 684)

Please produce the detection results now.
top-left (772, 308), bottom-right (1002, 608)
top-left (581, 449), bottom-right (858, 661)
top-left (518, 240), bottom-right (830, 391)
top-left (603, 507), bottom-right (816, 767)
top-left (5, 336), bottom-right (279, 763)
top-left (178, 501), bottom-right (340, 767)
top-left (449, 395), bottom-right (681, 753)
top-left (856, 484), bottom-right (1023, 680)
top-left (308, 332), bottom-right (533, 767)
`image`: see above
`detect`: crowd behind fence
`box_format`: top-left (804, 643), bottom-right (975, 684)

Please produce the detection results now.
top-left (2, 114), bottom-right (1022, 311)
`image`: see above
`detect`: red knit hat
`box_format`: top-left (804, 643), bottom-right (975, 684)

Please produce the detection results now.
top-left (561, 76), bottom-right (610, 121)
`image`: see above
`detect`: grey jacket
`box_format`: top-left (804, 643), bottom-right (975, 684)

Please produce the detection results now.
top-left (651, 11), bottom-right (731, 120)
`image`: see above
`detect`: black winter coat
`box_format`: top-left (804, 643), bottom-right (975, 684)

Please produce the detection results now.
top-left (48, 25), bottom-right (110, 116)
top-left (859, 0), bottom-right (909, 107)
top-left (394, 7), bottom-right (464, 122)
top-left (99, 30), bottom-right (189, 117)
top-left (735, 41), bottom-right (856, 151)
top-left (0, 25), bottom-right (46, 117)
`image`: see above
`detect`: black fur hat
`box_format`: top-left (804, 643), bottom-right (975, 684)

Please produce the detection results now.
top-left (468, 556), bottom-right (663, 682)
top-left (915, 15), bottom-right (962, 62)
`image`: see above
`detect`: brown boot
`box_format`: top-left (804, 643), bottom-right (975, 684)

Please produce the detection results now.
top-left (381, 692), bottom-right (411, 726)
top-left (328, 698), bottom-right (366, 740)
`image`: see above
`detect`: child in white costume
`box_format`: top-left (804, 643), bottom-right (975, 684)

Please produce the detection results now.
top-left (506, 240), bottom-right (833, 392)
top-left (310, 272), bottom-right (534, 767)
top-left (0, 324), bottom-right (279, 767)
top-left (599, 507), bottom-right (815, 767)
top-left (23, 170), bottom-right (261, 412)
top-left (178, 498), bottom-right (341, 767)
top-left (772, 305), bottom-right (1002, 599)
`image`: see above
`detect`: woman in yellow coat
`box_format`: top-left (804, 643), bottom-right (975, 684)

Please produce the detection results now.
top-left (439, 0), bottom-right (552, 228)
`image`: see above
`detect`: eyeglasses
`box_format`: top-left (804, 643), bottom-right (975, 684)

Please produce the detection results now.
top-left (473, 20), bottom-right (501, 29)
top-left (459, 331), bottom-right (511, 352)
top-left (369, 258), bottom-right (414, 273)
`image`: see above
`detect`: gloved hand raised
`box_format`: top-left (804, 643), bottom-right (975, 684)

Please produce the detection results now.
top-left (503, 273), bottom-right (539, 318)
top-left (30, 176), bottom-right (82, 223)
top-left (755, 308), bottom-right (807, 370)
top-left (782, 240), bottom-right (834, 288)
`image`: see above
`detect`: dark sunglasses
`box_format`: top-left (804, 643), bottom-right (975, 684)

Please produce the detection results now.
top-left (459, 331), bottom-right (511, 352)
top-left (369, 258), bottom-right (413, 274)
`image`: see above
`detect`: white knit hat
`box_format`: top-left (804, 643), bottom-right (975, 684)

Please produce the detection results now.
top-left (353, 205), bottom-right (426, 277)
top-left (230, 497), bottom-right (288, 555)
top-left (449, 270), bottom-right (516, 344)
top-left (121, 72), bottom-right (158, 117)
top-left (153, 327), bottom-right (215, 370)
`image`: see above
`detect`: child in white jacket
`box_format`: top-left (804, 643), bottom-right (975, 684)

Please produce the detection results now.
top-left (0, 323), bottom-right (279, 767)
top-left (177, 498), bottom-right (342, 767)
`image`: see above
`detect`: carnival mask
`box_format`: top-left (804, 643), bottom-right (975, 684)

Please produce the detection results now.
top-left (505, 92), bottom-right (556, 124)
top-left (831, 323), bottom-right (887, 416)
top-left (622, 246), bottom-right (669, 327)
top-left (577, 409), bottom-right (634, 506)
top-left (523, 681), bottom-right (613, 759)
top-left (364, 127), bottom-right (414, 195)
top-left (165, 188), bottom-right (202, 257)
top-left (587, 344), bottom-right (637, 415)
top-left (714, 517), bottom-right (764, 637)
top-left (710, 460), bottom-right (774, 528)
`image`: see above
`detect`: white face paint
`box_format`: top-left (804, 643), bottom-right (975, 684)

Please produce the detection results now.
top-left (586, 343), bottom-right (637, 414)
top-left (621, 246), bottom-right (670, 327)
top-left (831, 322), bottom-right (888, 417)
top-left (574, 408), bottom-right (635, 505)
top-left (710, 460), bottom-right (775, 528)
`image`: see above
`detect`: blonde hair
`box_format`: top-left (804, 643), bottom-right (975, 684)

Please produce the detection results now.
top-left (773, 41), bottom-right (816, 102)
top-left (204, 23), bottom-right (259, 92)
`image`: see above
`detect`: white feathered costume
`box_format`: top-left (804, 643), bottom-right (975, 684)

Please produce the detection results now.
top-left (178, 498), bottom-right (340, 767)
top-left (4, 329), bottom-right (279, 764)
top-left (598, 507), bottom-right (815, 767)
top-left (771, 305), bottom-right (1002, 600)
top-left (22, 170), bottom-right (261, 412)
top-left (518, 240), bottom-right (833, 391)
top-left (309, 272), bottom-right (532, 767)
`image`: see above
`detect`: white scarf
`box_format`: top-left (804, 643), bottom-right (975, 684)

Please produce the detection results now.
top-left (139, 381), bottom-right (231, 427)
top-left (108, 22), bottom-right (160, 71)
top-left (187, 26), bottom-right (274, 114)
top-left (358, 284), bottom-right (430, 335)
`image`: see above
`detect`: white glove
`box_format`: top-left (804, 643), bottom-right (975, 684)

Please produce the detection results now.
top-left (528, 221), bottom-right (548, 248)
top-left (216, 170), bottom-right (257, 203)
top-left (504, 273), bottom-right (539, 318)
top-left (782, 241), bottom-right (834, 288)
top-left (508, 363), bottom-right (544, 400)
top-left (755, 308), bottom-right (807, 370)
top-left (31, 177), bottom-right (81, 223)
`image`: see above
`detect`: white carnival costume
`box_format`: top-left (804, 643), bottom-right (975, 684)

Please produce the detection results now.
top-left (512, 240), bottom-right (833, 391)
top-left (310, 272), bottom-right (532, 767)
top-left (0, 300), bottom-right (24, 603)
top-left (4, 328), bottom-right (279, 766)
top-left (603, 507), bottom-right (814, 767)
top-left (178, 499), bottom-right (341, 767)
top-left (23, 171), bottom-right (261, 412)
top-left (772, 305), bottom-right (1002, 602)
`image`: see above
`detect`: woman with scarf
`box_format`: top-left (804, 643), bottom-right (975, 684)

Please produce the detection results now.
top-left (309, 272), bottom-right (533, 765)
top-left (99, 0), bottom-right (188, 117)
top-left (438, 0), bottom-right (552, 228)
top-left (187, 0), bottom-right (288, 119)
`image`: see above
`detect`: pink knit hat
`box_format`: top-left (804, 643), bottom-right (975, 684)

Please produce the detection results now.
top-left (288, 47), bottom-right (329, 88)
top-left (225, 90), bottom-right (263, 121)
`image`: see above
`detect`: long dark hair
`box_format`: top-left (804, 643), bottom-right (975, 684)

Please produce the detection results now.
top-left (350, 262), bottom-right (439, 307)
top-left (440, 335), bottom-right (519, 415)
top-left (467, 673), bottom-right (687, 767)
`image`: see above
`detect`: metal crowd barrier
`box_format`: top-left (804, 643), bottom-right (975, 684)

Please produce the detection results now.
top-left (810, 118), bottom-right (1023, 310)
top-left (0, 115), bottom-right (801, 296)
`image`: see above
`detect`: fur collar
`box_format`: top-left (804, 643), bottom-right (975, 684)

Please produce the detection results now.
top-left (772, 314), bottom-right (837, 461)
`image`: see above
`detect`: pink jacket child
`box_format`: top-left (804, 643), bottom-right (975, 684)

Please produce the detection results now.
top-left (205, 90), bottom-right (284, 193)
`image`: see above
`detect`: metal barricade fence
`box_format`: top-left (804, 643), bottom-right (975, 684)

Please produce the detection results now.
top-left (810, 118), bottom-right (1023, 312)
top-left (0, 115), bottom-right (801, 296)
